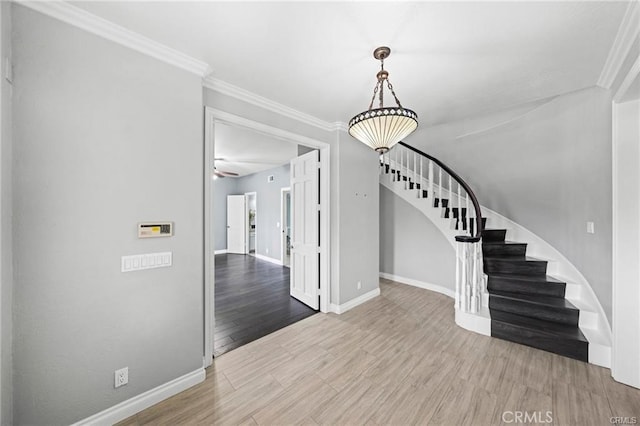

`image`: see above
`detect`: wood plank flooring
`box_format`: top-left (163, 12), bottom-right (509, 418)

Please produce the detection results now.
top-left (120, 278), bottom-right (640, 425)
top-left (214, 254), bottom-right (317, 357)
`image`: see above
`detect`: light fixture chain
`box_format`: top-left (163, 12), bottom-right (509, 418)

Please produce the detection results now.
top-left (386, 79), bottom-right (403, 108)
top-left (368, 80), bottom-right (381, 111)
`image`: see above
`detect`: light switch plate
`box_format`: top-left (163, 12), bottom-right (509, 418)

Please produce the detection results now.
top-left (122, 252), bottom-right (172, 272)
top-left (587, 222), bottom-right (595, 234)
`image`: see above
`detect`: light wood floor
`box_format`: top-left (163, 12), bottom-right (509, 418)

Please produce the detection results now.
top-left (119, 279), bottom-right (640, 425)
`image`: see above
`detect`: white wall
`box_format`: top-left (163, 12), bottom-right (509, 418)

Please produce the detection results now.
top-left (612, 98), bottom-right (640, 388)
top-left (379, 186), bottom-right (455, 291)
top-left (12, 6), bottom-right (204, 424)
top-left (406, 86), bottom-right (614, 323)
top-left (0, 2), bottom-right (12, 424)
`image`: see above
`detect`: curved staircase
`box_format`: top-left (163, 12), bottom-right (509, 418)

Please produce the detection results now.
top-left (380, 142), bottom-right (610, 365)
top-left (482, 228), bottom-right (588, 361)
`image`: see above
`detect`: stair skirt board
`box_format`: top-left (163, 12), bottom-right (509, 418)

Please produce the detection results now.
top-left (380, 167), bottom-right (611, 367)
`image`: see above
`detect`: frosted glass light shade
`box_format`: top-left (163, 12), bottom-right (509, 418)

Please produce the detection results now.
top-left (348, 107), bottom-right (418, 153)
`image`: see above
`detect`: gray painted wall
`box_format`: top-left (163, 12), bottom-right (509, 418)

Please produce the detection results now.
top-left (12, 6), bottom-right (203, 424)
top-left (213, 177), bottom-right (238, 251)
top-left (235, 164), bottom-right (291, 261)
top-left (0, 2), bottom-right (12, 424)
top-left (406, 86), bottom-right (613, 323)
top-left (337, 132), bottom-right (380, 303)
top-left (379, 186), bottom-right (455, 291)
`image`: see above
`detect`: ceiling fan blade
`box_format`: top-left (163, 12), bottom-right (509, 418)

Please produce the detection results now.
top-left (215, 158), bottom-right (281, 166)
top-left (213, 168), bottom-right (239, 177)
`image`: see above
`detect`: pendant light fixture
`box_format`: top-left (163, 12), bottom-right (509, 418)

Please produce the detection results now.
top-left (348, 46), bottom-right (418, 153)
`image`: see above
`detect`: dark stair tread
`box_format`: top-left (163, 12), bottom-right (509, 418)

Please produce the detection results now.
top-left (490, 291), bottom-right (578, 310)
top-left (482, 241), bottom-right (528, 257)
top-left (483, 256), bottom-right (546, 262)
top-left (487, 273), bottom-right (565, 284)
top-left (490, 310), bottom-right (587, 342)
top-left (482, 241), bottom-right (526, 246)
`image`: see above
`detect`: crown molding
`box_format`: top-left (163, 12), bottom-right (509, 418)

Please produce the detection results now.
top-left (334, 122), bottom-right (349, 132)
top-left (613, 55), bottom-right (640, 102)
top-left (597, 0), bottom-right (640, 89)
top-left (17, 0), bottom-right (210, 76)
top-left (204, 76), bottom-right (348, 132)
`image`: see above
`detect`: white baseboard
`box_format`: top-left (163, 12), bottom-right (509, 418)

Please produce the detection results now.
top-left (329, 288), bottom-right (380, 314)
top-left (379, 272), bottom-right (455, 299)
top-left (253, 253), bottom-right (283, 266)
top-left (214, 249), bottom-right (227, 255)
top-left (72, 368), bottom-right (205, 426)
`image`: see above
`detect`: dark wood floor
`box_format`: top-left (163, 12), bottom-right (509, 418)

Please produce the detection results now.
top-left (214, 253), bottom-right (317, 357)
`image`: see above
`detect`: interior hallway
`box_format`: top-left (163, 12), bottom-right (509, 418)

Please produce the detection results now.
top-left (119, 279), bottom-right (640, 425)
top-left (213, 253), bottom-right (317, 356)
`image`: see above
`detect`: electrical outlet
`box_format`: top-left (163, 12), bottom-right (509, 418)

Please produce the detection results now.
top-left (357, 281), bottom-right (362, 290)
top-left (115, 367), bottom-right (128, 388)
top-left (587, 222), bottom-right (595, 234)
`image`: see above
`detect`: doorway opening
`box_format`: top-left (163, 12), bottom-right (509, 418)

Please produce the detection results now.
top-left (204, 108), bottom-right (330, 364)
top-left (281, 188), bottom-right (291, 268)
top-left (245, 192), bottom-right (257, 255)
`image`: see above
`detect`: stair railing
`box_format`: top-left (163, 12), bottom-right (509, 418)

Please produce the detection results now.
top-left (380, 142), bottom-right (484, 313)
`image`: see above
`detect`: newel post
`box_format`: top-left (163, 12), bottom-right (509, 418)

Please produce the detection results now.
top-left (455, 235), bottom-right (483, 313)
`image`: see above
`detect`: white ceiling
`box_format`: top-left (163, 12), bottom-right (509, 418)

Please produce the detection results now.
top-left (67, 0), bottom-right (629, 173)
top-left (214, 122), bottom-right (298, 177)
top-left (71, 1), bottom-right (627, 128)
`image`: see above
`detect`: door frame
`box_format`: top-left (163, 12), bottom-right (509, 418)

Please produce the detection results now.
top-left (280, 187), bottom-right (291, 267)
top-left (204, 107), bottom-right (331, 367)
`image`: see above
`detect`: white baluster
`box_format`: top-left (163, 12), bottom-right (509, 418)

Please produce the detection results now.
top-left (449, 176), bottom-right (453, 219)
top-left (404, 149), bottom-right (408, 190)
top-left (455, 242), bottom-right (460, 309)
top-left (395, 148), bottom-right (399, 182)
top-left (465, 193), bottom-right (471, 236)
top-left (438, 168), bottom-right (442, 206)
top-left (457, 183), bottom-right (462, 231)
top-left (428, 160), bottom-right (434, 203)
top-left (460, 242), bottom-right (468, 311)
top-left (413, 152), bottom-right (418, 194)
top-left (418, 157), bottom-right (423, 198)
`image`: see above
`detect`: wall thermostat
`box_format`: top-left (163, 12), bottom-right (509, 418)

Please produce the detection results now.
top-left (138, 222), bottom-right (173, 238)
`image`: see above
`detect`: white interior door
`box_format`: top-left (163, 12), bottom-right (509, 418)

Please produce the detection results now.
top-left (290, 151), bottom-right (319, 309)
top-left (227, 195), bottom-right (246, 254)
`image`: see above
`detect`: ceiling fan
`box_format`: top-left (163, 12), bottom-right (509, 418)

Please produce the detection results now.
top-left (213, 158), bottom-right (239, 178)
top-left (213, 157), bottom-right (284, 178)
